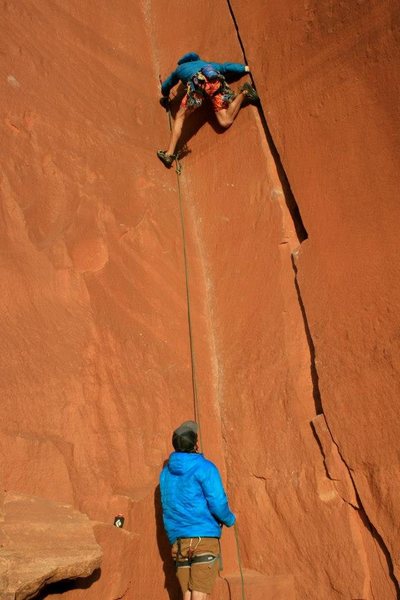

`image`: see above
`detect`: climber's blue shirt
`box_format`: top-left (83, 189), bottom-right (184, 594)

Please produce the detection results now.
top-left (160, 451), bottom-right (236, 544)
top-left (161, 58), bottom-right (246, 97)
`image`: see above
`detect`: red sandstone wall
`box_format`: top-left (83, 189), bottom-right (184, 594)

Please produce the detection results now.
top-left (1, 0), bottom-right (399, 598)
top-left (1, 2), bottom-right (194, 597)
top-left (230, 0), bottom-right (400, 591)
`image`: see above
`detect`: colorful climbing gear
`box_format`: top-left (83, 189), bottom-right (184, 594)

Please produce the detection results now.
top-left (184, 68), bottom-right (235, 110)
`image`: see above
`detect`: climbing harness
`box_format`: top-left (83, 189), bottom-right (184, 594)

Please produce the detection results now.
top-left (175, 537), bottom-right (219, 568)
top-left (185, 67), bottom-right (235, 110)
top-left (161, 78), bottom-right (246, 600)
top-left (175, 554), bottom-right (219, 567)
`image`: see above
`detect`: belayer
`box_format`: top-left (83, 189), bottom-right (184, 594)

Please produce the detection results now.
top-left (157, 52), bottom-right (259, 168)
top-left (160, 421), bottom-right (236, 600)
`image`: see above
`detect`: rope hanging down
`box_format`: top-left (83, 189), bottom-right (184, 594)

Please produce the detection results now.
top-left (163, 100), bottom-right (245, 600)
top-left (165, 104), bottom-right (202, 449)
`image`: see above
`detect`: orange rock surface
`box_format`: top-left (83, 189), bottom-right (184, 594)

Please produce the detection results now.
top-left (0, 493), bottom-right (101, 599)
top-left (1, 1), bottom-right (399, 598)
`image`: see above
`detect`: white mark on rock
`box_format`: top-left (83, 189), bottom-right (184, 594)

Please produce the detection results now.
top-left (7, 75), bottom-right (20, 88)
top-left (318, 489), bottom-right (338, 503)
top-left (271, 188), bottom-right (284, 200)
top-left (291, 246), bottom-right (301, 260)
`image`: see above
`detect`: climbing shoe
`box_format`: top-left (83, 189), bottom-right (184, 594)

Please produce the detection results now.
top-left (240, 82), bottom-right (259, 105)
top-left (157, 150), bottom-right (175, 168)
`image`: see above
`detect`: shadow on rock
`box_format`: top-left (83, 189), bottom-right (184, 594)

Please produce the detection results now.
top-left (154, 483), bottom-right (181, 600)
top-left (31, 568), bottom-right (101, 599)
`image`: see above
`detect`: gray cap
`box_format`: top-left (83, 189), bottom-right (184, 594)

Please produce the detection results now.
top-left (172, 420), bottom-right (198, 452)
top-left (173, 420), bottom-right (198, 437)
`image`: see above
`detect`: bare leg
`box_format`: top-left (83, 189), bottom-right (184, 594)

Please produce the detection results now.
top-left (183, 591), bottom-right (192, 600)
top-left (166, 106), bottom-right (188, 156)
top-left (191, 592), bottom-right (208, 600)
top-left (215, 92), bottom-right (247, 129)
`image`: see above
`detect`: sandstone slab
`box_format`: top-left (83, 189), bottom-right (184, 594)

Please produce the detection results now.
top-left (215, 570), bottom-right (295, 600)
top-left (0, 493), bottom-right (101, 600)
top-left (1, 0), bottom-right (399, 599)
top-left (229, 0), bottom-right (400, 593)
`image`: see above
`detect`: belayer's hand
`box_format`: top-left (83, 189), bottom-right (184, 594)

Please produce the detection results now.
top-left (160, 96), bottom-right (170, 111)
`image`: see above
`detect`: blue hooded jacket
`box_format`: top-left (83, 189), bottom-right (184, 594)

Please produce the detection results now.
top-left (161, 51), bottom-right (247, 97)
top-left (160, 451), bottom-right (236, 544)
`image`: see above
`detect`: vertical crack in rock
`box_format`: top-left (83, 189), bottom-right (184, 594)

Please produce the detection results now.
top-left (226, 0), bottom-right (308, 243)
top-left (291, 257), bottom-right (323, 415)
top-left (311, 414), bottom-right (360, 508)
top-left (226, 1), bottom-right (400, 595)
top-left (321, 416), bottom-right (400, 596)
top-left (358, 509), bottom-right (400, 599)
top-left (225, 0), bottom-right (322, 415)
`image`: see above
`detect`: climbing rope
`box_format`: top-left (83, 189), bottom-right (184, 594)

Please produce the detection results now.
top-left (162, 97), bottom-right (245, 600)
top-left (165, 103), bottom-right (202, 449)
top-left (234, 522), bottom-right (246, 600)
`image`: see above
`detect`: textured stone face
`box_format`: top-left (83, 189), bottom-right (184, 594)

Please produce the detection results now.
top-left (1, 0), bottom-right (399, 598)
top-left (0, 493), bottom-right (101, 599)
top-left (228, 0), bottom-right (400, 591)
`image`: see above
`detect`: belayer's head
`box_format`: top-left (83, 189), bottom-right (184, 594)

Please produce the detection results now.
top-left (172, 420), bottom-right (198, 453)
top-left (177, 52), bottom-right (200, 65)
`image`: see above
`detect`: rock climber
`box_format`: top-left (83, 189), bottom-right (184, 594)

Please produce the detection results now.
top-left (157, 51), bottom-right (259, 168)
top-left (159, 420), bottom-right (236, 600)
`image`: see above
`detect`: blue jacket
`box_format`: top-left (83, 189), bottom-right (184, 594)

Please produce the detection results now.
top-left (161, 51), bottom-right (246, 97)
top-left (160, 451), bottom-right (236, 544)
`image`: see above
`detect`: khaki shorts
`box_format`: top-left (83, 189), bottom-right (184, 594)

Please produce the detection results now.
top-left (172, 537), bottom-right (220, 594)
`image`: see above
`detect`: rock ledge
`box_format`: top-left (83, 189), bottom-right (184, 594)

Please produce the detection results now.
top-left (0, 493), bottom-right (102, 600)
